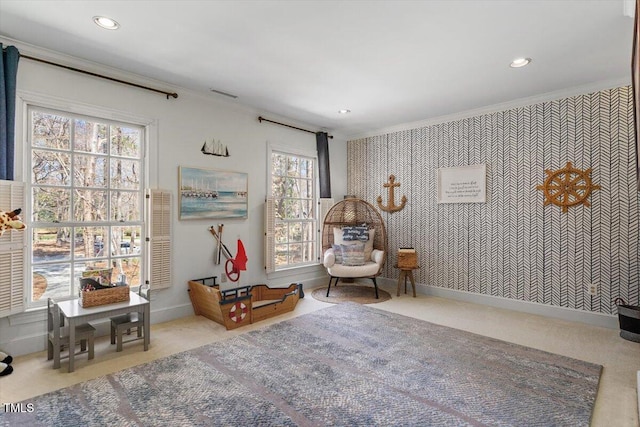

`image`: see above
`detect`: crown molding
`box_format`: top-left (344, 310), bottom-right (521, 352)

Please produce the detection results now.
top-left (347, 78), bottom-right (630, 141)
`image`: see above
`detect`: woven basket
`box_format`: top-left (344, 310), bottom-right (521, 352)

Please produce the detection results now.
top-left (80, 285), bottom-right (130, 308)
top-left (398, 248), bottom-right (417, 268)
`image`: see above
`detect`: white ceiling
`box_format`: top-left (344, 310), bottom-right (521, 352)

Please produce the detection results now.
top-left (0, 1), bottom-right (634, 137)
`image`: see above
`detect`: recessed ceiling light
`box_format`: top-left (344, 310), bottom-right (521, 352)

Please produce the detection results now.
top-left (338, 109), bottom-right (351, 114)
top-left (93, 16), bottom-right (120, 30)
top-left (510, 57), bottom-right (531, 68)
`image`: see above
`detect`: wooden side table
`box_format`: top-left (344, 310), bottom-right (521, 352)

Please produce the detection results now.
top-left (394, 264), bottom-right (418, 297)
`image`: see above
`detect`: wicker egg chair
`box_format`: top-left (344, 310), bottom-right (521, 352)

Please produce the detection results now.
top-left (321, 198), bottom-right (387, 298)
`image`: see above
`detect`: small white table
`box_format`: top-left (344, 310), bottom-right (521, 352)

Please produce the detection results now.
top-left (56, 292), bottom-right (150, 372)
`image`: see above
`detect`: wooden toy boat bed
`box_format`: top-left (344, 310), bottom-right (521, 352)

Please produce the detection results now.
top-left (188, 277), bottom-right (302, 330)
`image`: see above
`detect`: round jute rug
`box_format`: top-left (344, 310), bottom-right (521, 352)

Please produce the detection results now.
top-left (311, 285), bottom-right (391, 304)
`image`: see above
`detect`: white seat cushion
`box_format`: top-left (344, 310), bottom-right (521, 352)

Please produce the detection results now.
top-left (327, 261), bottom-right (380, 278)
top-left (324, 248), bottom-right (384, 269)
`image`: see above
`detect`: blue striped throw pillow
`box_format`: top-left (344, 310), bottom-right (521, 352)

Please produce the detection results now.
top-left (341, 242), bottom-right (366, 266)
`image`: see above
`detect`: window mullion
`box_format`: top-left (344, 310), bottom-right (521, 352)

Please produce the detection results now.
top-left (270, 150), bottom-right (317, 271)
top-left (28, 106), bottom-right (145, 307)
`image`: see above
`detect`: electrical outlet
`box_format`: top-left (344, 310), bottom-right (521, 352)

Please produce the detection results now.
top-left (221, 274), bottom-right (227, 283)
top-left (587, 283), bottom-right (597, 296)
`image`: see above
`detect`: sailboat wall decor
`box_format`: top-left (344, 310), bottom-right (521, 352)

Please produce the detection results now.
top-left (201, 138), bottom-right (230, 157)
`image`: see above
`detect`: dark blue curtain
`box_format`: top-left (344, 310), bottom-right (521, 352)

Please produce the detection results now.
top-left (0, 44), bottom-right (19, 181)
top-left (316, 132), bottom-right (331, 198)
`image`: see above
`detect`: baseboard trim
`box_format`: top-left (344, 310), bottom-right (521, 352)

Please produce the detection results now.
top-left (9, 275), bottom-right (614, 356)
top-left (376, 277), bottom-right (618, 330)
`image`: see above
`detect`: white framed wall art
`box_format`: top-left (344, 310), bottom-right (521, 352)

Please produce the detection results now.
top-left (437, 164), bottom-right (487, 203)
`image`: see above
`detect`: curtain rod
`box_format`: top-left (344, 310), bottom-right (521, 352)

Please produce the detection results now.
top-left (21, 54), bottom-right (178, 99)
top-left (258, 116), bottom-right (333, 139)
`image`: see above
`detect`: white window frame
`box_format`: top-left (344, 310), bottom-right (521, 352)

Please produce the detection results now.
top-left (18, 92), bottom-right (151, 309)
top-left (267, 144), bottom-right (319, 272)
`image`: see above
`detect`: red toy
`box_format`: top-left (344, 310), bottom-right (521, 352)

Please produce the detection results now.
top-left (225, 239), bottom-right (247, 282)
top-left (209, 225), bottom-right (247, 282)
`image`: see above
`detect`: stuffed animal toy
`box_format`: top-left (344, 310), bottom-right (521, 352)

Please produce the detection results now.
top-left (0, 208), bottom-right (20, 377)
top-left (0, 208), bottom-right (24, 376)
top-left (0, 208), bottom-right (26, 236)
top-left (0, 350), bottom-right (12, 376)
top-left (0, 209), bottom-right (21, 377)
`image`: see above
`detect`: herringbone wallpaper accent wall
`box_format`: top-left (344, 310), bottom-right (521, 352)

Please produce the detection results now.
top-left (348, 86), bottom-right (640, 314)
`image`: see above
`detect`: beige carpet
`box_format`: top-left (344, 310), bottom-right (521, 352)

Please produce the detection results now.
top-left (311, 284), bottom-right (391, 304)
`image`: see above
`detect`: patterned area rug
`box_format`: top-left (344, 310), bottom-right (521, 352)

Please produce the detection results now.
top-left (311, 284), bottom-right (391, 304)
top-left (1, 303), bottom-right (601, 427)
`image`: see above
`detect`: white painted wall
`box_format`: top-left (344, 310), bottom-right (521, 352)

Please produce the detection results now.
top-left (0, 52), bottom-right (348, 356)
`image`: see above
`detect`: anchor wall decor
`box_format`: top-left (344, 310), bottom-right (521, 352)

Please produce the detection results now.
top-left (377, 174), bottom-right (407, 213)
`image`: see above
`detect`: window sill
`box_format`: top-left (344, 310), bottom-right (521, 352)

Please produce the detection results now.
top-left (267, 263), bottom-right (324, 281)
top-left (9, 306), bottom-right (47, 326)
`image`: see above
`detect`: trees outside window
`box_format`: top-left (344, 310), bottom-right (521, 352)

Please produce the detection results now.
top-left (269, 150), bottom-right (317, 270)
top-left (29, 108), bottom-right (144, 305)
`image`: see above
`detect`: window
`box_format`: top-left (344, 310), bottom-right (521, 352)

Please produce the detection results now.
top-left (28, 107), bottom-right (145, 306)
top-left (268, 149), bottom-right (317, 270)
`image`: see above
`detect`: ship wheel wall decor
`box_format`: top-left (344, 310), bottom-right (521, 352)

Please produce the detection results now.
top-left (536, 162), bottom-right (600, 213)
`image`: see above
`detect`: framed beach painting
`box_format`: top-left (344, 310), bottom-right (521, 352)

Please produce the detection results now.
top-left (179, 166), bottom-right (248, 220)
